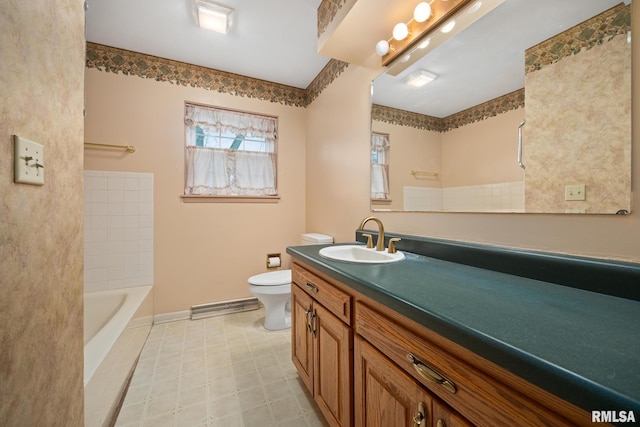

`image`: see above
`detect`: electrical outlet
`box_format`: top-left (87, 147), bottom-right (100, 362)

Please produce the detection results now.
top-left (565, 184), bottom-right (585, 201)
top-left (14, 135), bottom-right (44, 185)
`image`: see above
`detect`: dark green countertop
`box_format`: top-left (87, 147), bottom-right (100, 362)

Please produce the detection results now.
top-left (287, 243), bottom-right (640, 416)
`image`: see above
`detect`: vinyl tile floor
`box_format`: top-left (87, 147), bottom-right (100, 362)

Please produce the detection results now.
top-left (115, 308), bottom-right (328, 427)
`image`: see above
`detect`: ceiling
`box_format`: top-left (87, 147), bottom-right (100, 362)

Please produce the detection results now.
top-left (85, 0), bottom-right (330, 89)
top-left (86, 0), bottom-right (628, 115)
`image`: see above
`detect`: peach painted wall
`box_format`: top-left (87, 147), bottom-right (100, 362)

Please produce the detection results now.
top-left (84, 70), bottom-right (307, 314)
top-left (0, 0), bottom-right (85, 425)
top-left (441, 108), bottom-right (525, 188)
top-left (306, 6), bottom-right (639, 263)
top-left (305, 65), bottom-right (375, 243)
top-left (372, 107), bottom-right (525, 210)
top-left (371, 120), bottom-right (441, 211)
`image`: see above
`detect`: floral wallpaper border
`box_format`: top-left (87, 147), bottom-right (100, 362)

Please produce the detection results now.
top-left (86, 42), bottom-right (348, 108)
top-left (87, 4), bottom-right (626, 124)
top-left (525, 3), bottom-right (630, 73)
top-left (372, 104), bottom-right (444, 132)
top-left (373, 89), bottom-right (524, 133)
top-left (317, 0), bottom-right (349, 37)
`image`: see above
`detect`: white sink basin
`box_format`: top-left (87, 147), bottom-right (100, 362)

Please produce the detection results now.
top-left (319, 245), bottom-right (405, 264)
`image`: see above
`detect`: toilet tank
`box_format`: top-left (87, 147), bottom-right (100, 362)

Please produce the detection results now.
top-left (301, 233), bottom-right (333, 245)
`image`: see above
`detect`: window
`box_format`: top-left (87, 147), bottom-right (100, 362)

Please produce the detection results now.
top-left (371, 132), bottom-right (390, 200)
top-left (184, 103), bottom-right (278, 197)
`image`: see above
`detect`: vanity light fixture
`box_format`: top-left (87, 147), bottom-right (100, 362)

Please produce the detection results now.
top-left (405, 70), bottom-right (438, 87)
top-left (379, 0), bottom-right (505, 75)
top-left (375, 0), bottom-right (473, 66)
top-left (193, 0), bottom-right (234, 34)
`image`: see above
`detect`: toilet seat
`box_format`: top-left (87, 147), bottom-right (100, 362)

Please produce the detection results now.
top-left (248, 269), bottom-right (291, 286)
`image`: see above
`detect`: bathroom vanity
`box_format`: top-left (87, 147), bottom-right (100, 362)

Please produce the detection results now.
top-left (287, 233), bottom-right (640, 427)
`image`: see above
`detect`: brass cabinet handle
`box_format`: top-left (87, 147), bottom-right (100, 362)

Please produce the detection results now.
top-left (413, 401), bottom-right (426, 426)
top-left (306, 281), bottom-right (319, 293)
top-left (407, 353), bottom-right (457, 394)
top-left (311, 310), bottom-right (317, 338)
top-left (437, 419), bottom-right (446, 427)
top-left (306, 306), bottom-right (313, 334)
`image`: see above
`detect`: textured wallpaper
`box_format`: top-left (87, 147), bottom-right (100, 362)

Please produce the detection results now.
top-left (0, 0), bottom-right (85, 425)
top-left (525, 6), bottom-right (632, 214)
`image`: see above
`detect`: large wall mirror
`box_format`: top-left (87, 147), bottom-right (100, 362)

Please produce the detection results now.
top-left (371, 0), bottom-right (631, 214)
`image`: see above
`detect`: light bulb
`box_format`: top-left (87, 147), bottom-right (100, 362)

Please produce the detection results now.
top-left (393, 23), bottom-right (409, 41)
top-left (375, 40), bottom-right (390, 56)
top-left (417, 38), bottom-right (431, 49)
top-left (466, 1), bottom-right (482, 14)
top-left (441, 20), bottom-right (456, 33)
top-left (414, 2), bottom-right (432, 23)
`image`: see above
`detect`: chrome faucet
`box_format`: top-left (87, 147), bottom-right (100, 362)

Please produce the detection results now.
top-left (358, 216), bottom-right (385, 251)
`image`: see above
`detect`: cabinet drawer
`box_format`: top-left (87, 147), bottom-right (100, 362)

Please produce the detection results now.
top-left (355, 301), bottom-right (581, 427)
top-left (292, 264), bottom-right (351, 325)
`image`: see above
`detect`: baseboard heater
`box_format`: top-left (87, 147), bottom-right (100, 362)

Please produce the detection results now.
top-left (190, 297), bottom-right (260, 320)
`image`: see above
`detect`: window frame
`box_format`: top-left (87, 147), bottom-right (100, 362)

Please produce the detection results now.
top-left (182, 102), bottom-right (280, 203)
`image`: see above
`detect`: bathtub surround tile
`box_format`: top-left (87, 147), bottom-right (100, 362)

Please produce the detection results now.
top-left (84, 170), bottom-right (154, 291)
top-left (115, 309), bottom-right (327, 427)
top-left (403, 181), bottom-right (525, 213)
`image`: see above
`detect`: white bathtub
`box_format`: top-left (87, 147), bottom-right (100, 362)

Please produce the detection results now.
top-left (84, 285), bottom-right (153, 427)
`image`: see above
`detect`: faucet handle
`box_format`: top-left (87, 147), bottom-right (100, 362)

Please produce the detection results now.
top-left (362, 233), bottom-right (374, 249)
top-left (388, 238), bottom-right (401, 254)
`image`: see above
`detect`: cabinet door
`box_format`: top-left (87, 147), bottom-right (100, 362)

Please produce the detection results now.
top-left (355, 337), bottom-right (432, 427)
top-left (292, 283), bottom-right (314, 393)
top-left (314, 302), bottom-right (353, 427)
top-left (433, 400), bottom-right (473, 427)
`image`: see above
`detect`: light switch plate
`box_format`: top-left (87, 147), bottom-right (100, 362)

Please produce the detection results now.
top-left (14, 135), bottom-right (44, 185)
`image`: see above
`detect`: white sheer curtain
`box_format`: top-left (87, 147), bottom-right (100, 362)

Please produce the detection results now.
top-left (185, 147), bottom-right (229, 194)
top-left (184, 104), bottom-right (277, 196)
top-left (234, 151), bottom-right (276, 195)
top-left (371, 132), bottom-right (390, 200)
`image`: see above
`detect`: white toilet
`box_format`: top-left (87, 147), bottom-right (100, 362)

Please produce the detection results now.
top-left (248, 233), bottom-right (333, 330)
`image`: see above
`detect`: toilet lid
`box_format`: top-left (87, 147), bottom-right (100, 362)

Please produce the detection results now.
top-left (248, 269), bottom-right (292, 286)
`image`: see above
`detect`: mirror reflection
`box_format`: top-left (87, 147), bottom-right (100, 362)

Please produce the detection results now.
top-left (371, 0), bottom-right (631, 214)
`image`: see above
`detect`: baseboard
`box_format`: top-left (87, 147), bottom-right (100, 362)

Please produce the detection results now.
top-left (191, 297), bottom-right (260, 320)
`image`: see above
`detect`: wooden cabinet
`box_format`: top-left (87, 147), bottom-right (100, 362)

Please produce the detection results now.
top-left (355, 336), bottom-right (432, 427)
top-left (291, 266), bottom-right (353, 427)
top-left (355, 336), bottom-right (471, 427)
top-left (291, 261), bottom-right (592, 427)
top-left (355, 300), bottom-right (588, 426)
top-left (433, 400), bottom-right (474, 427)
top-left (291, 283), bottom-right (314, 391)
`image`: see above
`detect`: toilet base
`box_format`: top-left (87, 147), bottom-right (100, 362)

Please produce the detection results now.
top-left (264, 312), bottom-right (291, 331)
top-left (249, 285), bottom-right (291, 331)
top-left (263, 301), bottom-right (291, 330)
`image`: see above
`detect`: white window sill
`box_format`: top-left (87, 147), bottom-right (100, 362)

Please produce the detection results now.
top-left (181, 195), bottom-right (280, 203)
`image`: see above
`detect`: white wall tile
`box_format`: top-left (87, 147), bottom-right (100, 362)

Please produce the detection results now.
top-left (84, 171), bottom-right (154, 292)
